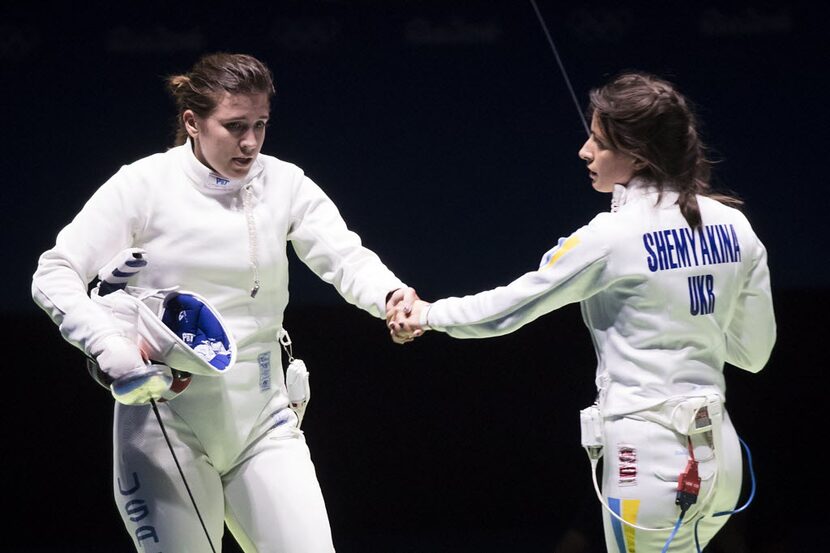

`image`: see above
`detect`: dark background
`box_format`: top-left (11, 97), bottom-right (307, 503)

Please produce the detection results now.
top-left (3, 1), bottom-right (825, 551)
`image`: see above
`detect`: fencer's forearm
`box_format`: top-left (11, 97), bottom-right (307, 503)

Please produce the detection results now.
top-left (32, 253), bottom-right (127, 356)
top-left (424, 263), bottom-right (606, 339)
top-left (423, 290), bottom-right (544, 338)
top-left (288, 176), bottom-right (405, 317)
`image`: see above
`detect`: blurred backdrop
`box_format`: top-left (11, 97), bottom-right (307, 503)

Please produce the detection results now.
top-left (2, 1), bottom-right (824, 551)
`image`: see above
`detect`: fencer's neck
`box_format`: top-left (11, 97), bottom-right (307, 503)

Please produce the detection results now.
top-left (180, 139), bottom-right (262, 195)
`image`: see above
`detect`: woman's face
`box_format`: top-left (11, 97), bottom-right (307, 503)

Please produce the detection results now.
top-left (578, 113), bottom-right (639, 193)
top-left (186, 91), bottom-right (270, 179)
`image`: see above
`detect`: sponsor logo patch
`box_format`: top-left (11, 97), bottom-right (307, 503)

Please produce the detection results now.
top-left (210, 172), bottom-right (230, 187)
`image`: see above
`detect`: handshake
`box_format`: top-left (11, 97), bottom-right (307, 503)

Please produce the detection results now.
top-left (385, 287), bottom-right (431, 345)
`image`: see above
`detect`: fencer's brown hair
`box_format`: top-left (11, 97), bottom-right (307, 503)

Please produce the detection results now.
top-left (588, 71), bottom-right (741, 229)
top-left (166, 52), bottom-right (276, 146)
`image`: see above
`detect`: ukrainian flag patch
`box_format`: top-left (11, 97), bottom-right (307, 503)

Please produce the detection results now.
top-left (541, 235), bottom-right (581, 270)
top-left (608, 497), bottom-right (640, 552)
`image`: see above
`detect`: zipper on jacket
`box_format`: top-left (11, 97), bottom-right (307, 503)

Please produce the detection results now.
top-left (242, 184), bottom-right (260, 298)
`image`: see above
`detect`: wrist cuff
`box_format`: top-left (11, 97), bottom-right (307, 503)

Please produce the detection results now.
top-left (419, 304), bottom-right (432, 330)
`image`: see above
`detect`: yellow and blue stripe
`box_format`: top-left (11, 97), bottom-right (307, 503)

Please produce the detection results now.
top-left (541, 235), bottom-right (581, 270)
top-left (608, 497), bottom-right (640, 553)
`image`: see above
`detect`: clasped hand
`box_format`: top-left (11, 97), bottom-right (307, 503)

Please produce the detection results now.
top-left (384, 287), bottom-right (430, 344)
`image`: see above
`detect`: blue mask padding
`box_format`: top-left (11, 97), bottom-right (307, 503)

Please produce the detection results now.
top-left (162, 293), bottom-right (232, 370)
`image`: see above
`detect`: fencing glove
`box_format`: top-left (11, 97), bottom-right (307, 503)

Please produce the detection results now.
top-left (90, 334), bottom-right (173, 405)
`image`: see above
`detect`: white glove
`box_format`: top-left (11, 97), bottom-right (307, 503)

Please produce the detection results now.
top-left (93, 335), bottom-right (145, 380)
top-left (92, 335), bottom-right (172, 405)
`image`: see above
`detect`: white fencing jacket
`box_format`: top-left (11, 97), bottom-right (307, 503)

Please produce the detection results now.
top-left (32, 142), bottom-right (404, 465)
top-left (423, 179), bottom-right (776, 417)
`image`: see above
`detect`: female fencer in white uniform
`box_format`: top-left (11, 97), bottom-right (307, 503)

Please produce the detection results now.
top-left (389, 71), bottom-right (776, 552)
top-left (32, 52), bottom-right (418, 552)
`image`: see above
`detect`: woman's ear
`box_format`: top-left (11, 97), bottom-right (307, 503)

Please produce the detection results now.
top-left (183, 110), bottom-right (199, 138)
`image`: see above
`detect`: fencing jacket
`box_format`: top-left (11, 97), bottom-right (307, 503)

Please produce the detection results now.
top-left (422, 179), bottom-right (776, 417)
top-left (32, 141), bottom-right (404, 467)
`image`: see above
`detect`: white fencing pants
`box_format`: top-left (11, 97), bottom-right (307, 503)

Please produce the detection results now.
top-left (599, 410), bottom-right (743, 552)
top-left (112, 403), bottom-right (335, 552)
